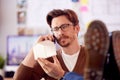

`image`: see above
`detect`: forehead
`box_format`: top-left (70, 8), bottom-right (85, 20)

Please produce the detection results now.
top-left (51, 16), bottom-right (71, 28)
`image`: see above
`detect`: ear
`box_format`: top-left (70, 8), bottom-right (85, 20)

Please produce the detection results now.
top-left (75, 24), bottom-right (80, 33)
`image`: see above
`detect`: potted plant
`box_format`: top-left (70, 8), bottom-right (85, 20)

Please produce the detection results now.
top-left (0, 55), bottom-right (5, 77)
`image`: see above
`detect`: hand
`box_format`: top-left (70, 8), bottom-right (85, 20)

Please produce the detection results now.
top-left (22, 34), bottom-right (54, 68)
top-left (37, 56), bottom-right (65, 79)
top-left (35, 34), bottom-right (55, 43)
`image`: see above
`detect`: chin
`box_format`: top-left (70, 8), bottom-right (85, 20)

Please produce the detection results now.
top-left (59, 43), bottom-right (70, 47)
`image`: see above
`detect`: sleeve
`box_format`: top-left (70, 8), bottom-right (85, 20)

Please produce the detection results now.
top-left (61, 72), bottom-right (83, 80)
top-left (13, 63), bottom-right (45, 80)
top-left (13, 64), bottom-right (33, 80)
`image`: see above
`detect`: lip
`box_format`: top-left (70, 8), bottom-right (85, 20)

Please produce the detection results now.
top-left (57, 36), bottom-right (68, 43)
top-left (59, 38), bottom-right (68, 43)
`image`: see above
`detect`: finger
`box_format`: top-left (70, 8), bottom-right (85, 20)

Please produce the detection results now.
top-left (41, 59), bottom-right (56, 71)
top-left (37, 58), bottom-right (52, 67)
top-left (43, 59), bottom-right (54, 67)
top-left (35, 36), bottom-right (45, 43)
top-left (37, 58), bottom-right (45, 67)
top-left (53, 56), bottom-right (60, 65)
top-left (37, 58), bottom-right (50, 73)
top-left (45, 34), bottom-right (54, 41)
top-left (41, 65), bottom-right (50, 74)
top-left (38, 58), bottom-right (56, 71)
top-left (36, 35), bottom-right (52, 43)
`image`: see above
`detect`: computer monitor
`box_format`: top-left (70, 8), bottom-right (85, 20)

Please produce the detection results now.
top-left (6, 35), bottom-right (38, 65)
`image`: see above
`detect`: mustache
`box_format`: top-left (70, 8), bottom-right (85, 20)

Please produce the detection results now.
top-left (57, 35), bottom-right (69, 41)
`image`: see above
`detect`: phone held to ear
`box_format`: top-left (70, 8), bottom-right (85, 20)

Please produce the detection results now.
top-left (53, 35), bottom-right (57, 44)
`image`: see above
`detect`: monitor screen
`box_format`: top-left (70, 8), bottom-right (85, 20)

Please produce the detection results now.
top-left (7, 35), bottom-right (39, 65)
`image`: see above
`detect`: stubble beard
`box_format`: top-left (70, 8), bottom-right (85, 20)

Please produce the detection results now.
top-left (57, 35), bottom-right (75, 47)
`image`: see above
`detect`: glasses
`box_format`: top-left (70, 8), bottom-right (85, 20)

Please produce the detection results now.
top-left (51, 24), bottom-right (73, 33)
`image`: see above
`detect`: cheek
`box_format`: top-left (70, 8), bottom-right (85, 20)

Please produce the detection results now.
top-left (69, 30), bottom-right (78, 39)
top-left (68, 30), bottom-right (76, 35)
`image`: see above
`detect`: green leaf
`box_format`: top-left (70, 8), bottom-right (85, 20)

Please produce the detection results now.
top-left (0, 56), bottom-right (5, 69)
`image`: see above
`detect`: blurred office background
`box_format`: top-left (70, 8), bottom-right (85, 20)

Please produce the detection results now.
top-left (0, 0), bottom-right (120, 75)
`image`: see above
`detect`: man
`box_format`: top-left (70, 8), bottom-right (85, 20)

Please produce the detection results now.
top-left (37, 20), bottom-right (110, 80)
top-left (13, 9), bottom-right (87, 80)
top-left (37, 20), bottom-right (120, 80)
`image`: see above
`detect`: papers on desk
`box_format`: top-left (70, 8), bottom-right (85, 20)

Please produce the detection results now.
top-left (33, 40), bottom-right (56, 59)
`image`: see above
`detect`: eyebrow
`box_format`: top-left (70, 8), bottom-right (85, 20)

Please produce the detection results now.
top-left (53, 23), bottom-right (72, 28)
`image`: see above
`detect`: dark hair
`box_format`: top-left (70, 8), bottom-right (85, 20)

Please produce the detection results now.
top-left (46, 9), bottom-right (79, 27)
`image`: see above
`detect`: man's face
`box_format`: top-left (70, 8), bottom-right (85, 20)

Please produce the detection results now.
top-left (51, 16), bottom-right (79, 47)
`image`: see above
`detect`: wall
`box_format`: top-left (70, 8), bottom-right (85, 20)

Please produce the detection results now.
top-left (0, 0), bottom-right (120, 58)
top-left (0, 0), bottom-right (17, 57)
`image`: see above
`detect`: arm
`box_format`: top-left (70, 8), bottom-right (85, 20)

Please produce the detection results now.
top-left (13, 49), bottom-right (43, 80)
top-left (13, 35), bottom-right (55, 80)
top-left (13, 48), bottom-right (36, 80)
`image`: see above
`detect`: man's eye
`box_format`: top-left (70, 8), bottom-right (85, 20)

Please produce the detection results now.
top-left (62, 25), bottom-right (67, 29)
top-left (54, 27), bottom-right (59, 31)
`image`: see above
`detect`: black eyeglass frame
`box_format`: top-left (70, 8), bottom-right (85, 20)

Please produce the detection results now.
top-left (51, 24), bottom-right (73, 32)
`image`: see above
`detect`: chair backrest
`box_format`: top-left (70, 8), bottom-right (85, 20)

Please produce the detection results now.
top-left (103, 34), bottom-right (120, 80)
